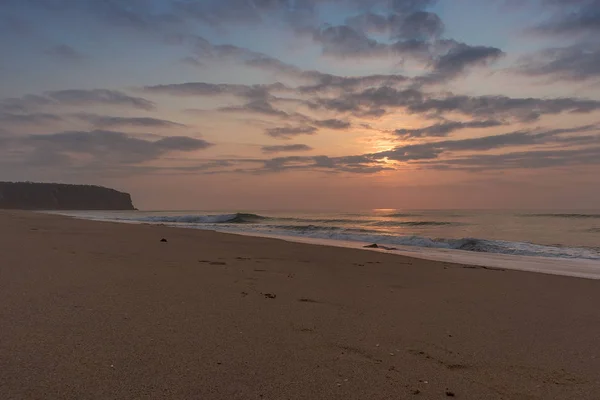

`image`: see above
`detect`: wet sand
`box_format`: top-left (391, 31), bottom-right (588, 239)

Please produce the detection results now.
top-left (1, 211), bottom-right (599, 399)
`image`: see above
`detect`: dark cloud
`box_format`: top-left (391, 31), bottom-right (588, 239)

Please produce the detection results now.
top-left (153, 136), bottom-right (212, 151)
top-left (313, 119), bottom-right (352, 129)
top-left (46, 44), bottom-right (86, 62)
top-left (261, 154), bottom-right (391, 174)
top-left (515, 43), bottom-right (600, 81)
top-left (311, 24), bottom-right (435, 61)
top-left (407, 94), bottom-right (600, 121)
top-left (220, 100), bottom-right (290, 118)
top-left (0, 90), bottom-right (155, 113)
top-left (74, 113), bottom-right (186, 128)
top-left (347, 11), bottom-right (443, 41)
top-left (419, 146), bottom-right (600, 172)
top-left (423, 42), bottom-right (504, 82)
top-left (313, 86), bottom-right (422, 116)
top-left (534, 0), bottom-right (600, 36)
top-left (516, 1), bottom-right (600, 82)
top-left (261, 144), bottom-right (313, 153)
top-left (47, 89), bottom-right (155, 110)
top-left (397, 11), bottom-right (444, 40)
top-left (0, 112), bottom-right (63, 125)
top-left (319, 86), bottom-right (600, 121)
top-left (0, 95), bottom-right (54, 113)
top-left (244, 56), bottom-right (307, 79)
top-left (395, 120), bottom-right (503, 139)
top-left (211, 44), bottom-right (411, 91)
top-left (266, 126), bottom-right (318, 138)
top-left (313, 25), bottom-right (390, 58)
top-left (372, 124), bottom-right (599, 162)
top-left (172, 0), bottom-right (438, 29)
top-left (16, 130), bottom-right (213, 165)
top-left (297, 73), bottom-right (409, 94)
top-left (143, 82), bottom-right (285, 100)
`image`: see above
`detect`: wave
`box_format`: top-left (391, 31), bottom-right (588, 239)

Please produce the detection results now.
top-left (133, 213), bottom-right (268, 224)
top-left (371, 221), bottom-right (457, 227)
top-left (269, 224), bottom-right (378, 234)
top-left (384, 213), bottom-right (421, 218)
top-left (524, 213), bottom-right (600, 219)
top-left (207, 226), bottom-right (600, 260)
top-left (277, 217), bottom-right (366, 224)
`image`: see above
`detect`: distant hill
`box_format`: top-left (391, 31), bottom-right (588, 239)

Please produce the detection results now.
top-left (0, 182), bottom-right (135, 210)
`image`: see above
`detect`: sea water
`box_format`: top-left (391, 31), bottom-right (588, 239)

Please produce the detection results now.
top-left (48, 209), bottom-right (600, 279)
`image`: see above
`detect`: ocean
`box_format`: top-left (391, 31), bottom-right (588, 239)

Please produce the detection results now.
top-left (50, 209), bottom-right (600, 258)
top-left (50, 209), bottom-right (600, 278)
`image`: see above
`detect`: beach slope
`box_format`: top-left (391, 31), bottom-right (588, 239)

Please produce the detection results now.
top-left (1, 211), bottom-right (599, 399)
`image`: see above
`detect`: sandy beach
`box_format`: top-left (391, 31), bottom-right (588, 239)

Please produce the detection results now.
top-left (1, 211), bottom-right (599, 399)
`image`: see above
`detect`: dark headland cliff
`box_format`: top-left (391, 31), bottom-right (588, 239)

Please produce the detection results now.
top-left (0, 182), bottom-right (135, 210)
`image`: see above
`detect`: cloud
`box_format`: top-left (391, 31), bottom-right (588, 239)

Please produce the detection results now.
top-left (153, 136), bottom-right (212, 151)
top-left (311, 24), bottom-right (436, 61)
top-left (74, 113), bottom-right (186, 128)
top-left (143, 82), bottom-right (285, 100)
top-left (0, 89), bottom-right (158, 113)
top-left (266, 125), bottom-right (318, 138)
top-left (220, 100), bottom-right (290, 118)
top-left (395, 120), bottom-right (503, 139)
top-left (261, 154), bottom-right (391, 174)
top-left (46, 44), bottom-right (86, 63)
top-left (298, 73), bottom-right (409, 94)
top-left (261, 144), bottom-right (313, 153)
top-left (318, 85), bottom-right (600, 121)
top-left (419, 145), bottom-right (600, 171)
top-left (313, 25), bottom-right (390, 58)
top-left (0, 95), bottom-right (55, 113)
top-left (534, 0), bottom-right (600, 36)
top-left (313, 119), bottom-right (352, 129)
top-left (45, 89), bottom-right (156, 110)
top-left (515, 43), bottom-right (600, 82)
top-left (173, 0), bottom-right (439, 29)
top-left (372, 124), bottom-right (599, 162)
top-left (6, 130), bottom-right (213, 166)
top-left (407, 94), bottom-right (600, 121)
top-left (0, 91), bottom-right (155, 114)
top-left (347, 10), bottom-right (444, 41)
top-left (425, 42), bottom-right (504, 82)
top-left (0, 112), bottom-right (63, 125)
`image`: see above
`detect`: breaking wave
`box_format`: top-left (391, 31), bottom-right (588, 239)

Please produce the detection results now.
top-left (371, 221), bottom-right (457, 227)
top-left (250, 230), bottom-right (600, 260)
top-left (525, 213), bottom-right (600, 219)
top-left (132, 213), bottom-right (268, 224)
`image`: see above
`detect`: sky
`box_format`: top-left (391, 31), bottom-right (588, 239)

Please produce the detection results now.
top-left (1, 0), bottom-right (600, 210)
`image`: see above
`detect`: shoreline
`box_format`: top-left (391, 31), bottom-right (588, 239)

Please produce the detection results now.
top-left (51, 211), bottom-right (600, 280)
top-left (3, 210), bottom-right (600, 399)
